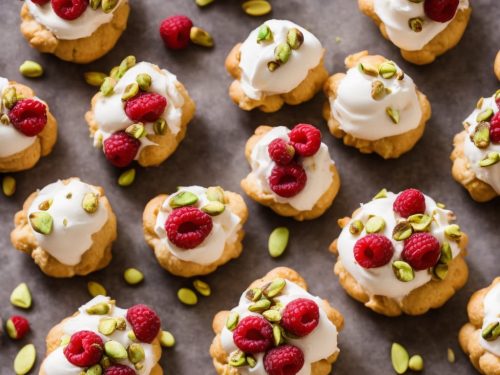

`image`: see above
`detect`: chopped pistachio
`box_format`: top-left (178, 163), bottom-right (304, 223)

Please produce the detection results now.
top-left (391, 343), bottom-right (409, 374)
top-left (392, 221), bottom-right (413, 241)
top-left (373, 188), bottom-right (388, 199)
top-left (118, 169), bottom-right (136, 187)
top-left (365, 216), bottom-right (386, 233)
top-left (472, 122), bottom-right (491, 148)
top-left (392, 261), bottom-right (415, 282)
top-left (193, 279), bottom-right (211, 296)
top-left (274, 43), bottom-right (292, 64)
top-left (84, 72), bottom-right (107, 87)
top-left (241, 0), bottom-right (272, 16)
top-left (476, 108), bottom-right (494, 123)
top-left (358, 62), bottom-right (378, 77)
top-left (408, 17), bottom-right (424, 32)
top-left (160, 330), bottom-right (176, 347)
top-left (287, 28), bottom-right (304, 50)
top-left (349, 220), bottom-right (364, 235)
top-left (386, 107), bottom-right (400, 124)
top-left (2, 176), bottom-right (16, 197)
top-left (257, 24), bottom-right (273, 43)
top-left (379, 61), bottom-right (397, 78)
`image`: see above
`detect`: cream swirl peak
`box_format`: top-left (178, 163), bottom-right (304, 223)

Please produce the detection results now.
top-left (479, 283), bottom-right (500, 356)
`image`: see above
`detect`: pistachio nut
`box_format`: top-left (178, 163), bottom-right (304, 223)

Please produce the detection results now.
top-left (274, 43), bottom-right (292, 64)
top-left (268, 227), bottom-right (289, 258)
top-left (228, 350), bottom-right (246, 367)
top-left (247, 355), bottom-right (257, 368)
top-left (248, 298), bottom-right (271, 312)
top-left (433, 264), bottom-right (448, 280)
top-left (257, 24), bottom-right (273, 43)
top-left (397, 71), bottom-right (405, 80)
top-left (476, 108), bottom-right (494, 123)
top-left (242, 0), bottom-right (272, 16)
top-left (3, 86), bottom-right (18, 109)
top-left (153, 118), bottom-right (167, 135)
top-left (193, 279), bottom-right (211, 296)
top-left (109, 66), bottom-right (120, 80)
top-left (170, 191), bottom-right (199, 208)
top-left (112, 317), bottom-right (125, 331)
top-left (86, 364), bottom-right (103, 375)
top-left (373, 188), bottom-right (388, 199)
top-left (392, 261), bottom-right (415, 282)
top-left (358, 62), bottom-right (379, 77)
top-left (84, 72), bottom-right (107, 87)
top-left (125, 123), bottom-right (146, 139)
top-left (408, 17), bottom-right (424, 32)
top-left (408, 355), bottom-right (424, 371)
top-left (10, 283), bottom-right (32, 309)
top-left (127, 331), bottom-right (137, 342)
top-left (287, 28), bottom-right (304, 50)
top-left (472, 122), bottom-right (491, 148)
top-left (349, 220), bottom-right (364, 235)
top-left (127, 343), bottom-right (145, 364)
top-left (479, 152), bottom-right (500, 167)
top-left (206, 186), bottom-right (225, 203)
top-left (98, 317), bottom-right (117, 336)
top-left (13, 344), bottom-right (36, 375)
top-left (90, 0), bottom-right (101, 9)
top-left (379, 61), bottom-right (397, 79)
top-left (118, 168), bottom-right (136, 187)
top-left (439, 242), bottom-right (452, 264)
top-left (101, 0), bottom-right (118, 12)
top-left (118, 56), bottom-right (136, 77)
top-left (444, 224), bottom-right (462, 240)
top-left (437, 202), bottom-right (446, 209)
top-left (481, 321), bottom-right (500, 341)
top-left (160, 330), bottom-right (176, 347)
top-left (386, 107), bottom-right (400, 124)
top-left (88, 281), bottom-right (107, 297)
top-left (391, 342), bottom-right (409, 375)
top-left (100, 77), bottom-right (116, 96)
top-left (0, 113), bottom-right (9, 125)
top-left (60, 335), bottom-right (70, 347)
top-left (29, 211), bottom-right (53, 235)
top-left (263, 278), bottom-right (286, 298)
top-left (190, 27), bottom-right (214, 48)
top-left (136, 73), bottom-right (152, 91)
top-left (195, 0), bottom-right (215, 6)
top-left (201, 201), bottom-right (225, 216)
top-left (246, 287), bottom-right (262, 302)
top-left (272, 324), bottom-right (282, 346)
top-left (267, 61), bottom-right (280, 72)
top-left (371, 80), bottom-right (387, 100)
top-left (177, 288), bottom-right (198, 305)
top-left (86, 302), bottom-right (110, 315)
top-left (476, 97), bottom-right (484, 109)
top-left (2, 176), bottom-right (16, 197)
top-left (392, 221), bottom-right (413, 241)
top-left (262, 309), bottom-right (281, 322)
top-left (408, 214), bottom-right (432, 232)
top-left (365, 216), bottom-right (386, 233)
top-left (447, 348), bottom-right (455, 363)
top-left (121, 82), bottom-right (139, 101)
top-left (19, 60), bottom-right (43, 78)
top-left (124, 268), bottom-right (144, 285)
top-left (226, 311), bottom-right (239, 331)
top-left (105, 340), bottom-right (127, 359)
top-left (82, 192), bottom-right (99, 214)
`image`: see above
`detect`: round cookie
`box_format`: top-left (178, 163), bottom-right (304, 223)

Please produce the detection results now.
top-left (210, 267), bottom-right (344, 375)
top-left (225, 19), bottom-right (328, 112)
top-left (143, 185), bottom-right (248, 277)
top-left (11, 178), bottom-right (117, 278)
top-left (323, 51), bottom-right (431, 159)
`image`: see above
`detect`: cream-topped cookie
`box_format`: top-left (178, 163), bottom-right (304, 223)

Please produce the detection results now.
top-left (480, 284), bottom-right (500, 356)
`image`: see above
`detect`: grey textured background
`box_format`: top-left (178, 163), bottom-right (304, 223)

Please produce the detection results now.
top-left (0, 0), bottom-right (499, 374)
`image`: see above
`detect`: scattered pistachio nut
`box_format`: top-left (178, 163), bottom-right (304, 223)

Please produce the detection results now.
top-left (201, 201), bottom-right (225, 216)
top-left (102, 0), bottom-right (118, 12)
top-left (365, 216), bottom-right (386, 234)
top-left (136, 73), bottom-right (152, 91)
top-left (98, 317), bottom-right (117, 336)
top-left (349, 220), bottom-right (364, 235)
top-left (118, 168), bottom-right (136, 187)
top-left (84, 72), bottom-right (107, 87)
top-left (127, 343), bottom-right (145, 364)
top-left (433, 263), bottom-right (448, 280)
top-left (170, 191), bottom-right (199, 208)
top-left (472, 122), bottom-right (491, 148)
top-left (476, 108), bottom-right (494, 123)
top-left (109, 66), bottom-right (120, 80)
top-left (60, 335), bottom-right (70, 347)
top-left (386, 107), bottom-right (400, 124)
top-left (358, 62), bottom-right (379, 77)
top-left (226, 311), bottom-right (239, 331)
top-left (29, 211), bottom-right (53, 235)
top-left (125, 123), bottom-right (146, 139)
top-left (153, 118), bottom-right (166, 135)
top-left (242, 0), bottom-right (272, 16)
top-left (124, 268), bottom-right (144, 285)
top-left (86, 302), bottom-right (110, 315)
top-left (257, 24), bottom-right (273, 43)
top-left (229, 350), bottom-right (246, 367)
top-left (408, 17), bottom-right (424, 32)
top-left (447, 347), bottom-right (455, 363)
top-left (287, 28), bottom-right (304, 50)
top-left (444, 224), bottom-right (462, 240)
top-left (190, 27), bottom-right (214, 48)
top-left (13, 344), bottom-right (36, 375)
top-left (262, 309), bottom-right (281, 322)
top-left (195, 0), bottom-right (215, 6)
top-left (391, 342), bottom-right (409, 375)
top-left (268, 227), bottom-right (289, 258)
top-left (248, 298), bottom-right (271, 312)
top-left (206, 186), bottom-right (225, 203)
top-left (479, 152), bottom-right (500, 167)
top-left (408, 354), bottom-right (424, 371)
top-left (19, 60), bottom-right (43, 78)
top-left (88, 281), bottom-right (107, 297)
top-left (82, 192), bottom-right (99, 214)
top-left (272, 324), bottom-right (282, 346)
top-left (392, 261), bottom-right (415, 282)
top-left (193, 279), bottom-right (211, 296)
top-left (2, 176), bottom-right (16, 197)
top-left (90, 0), bottom-right (102, 9)
top-left (10, 283), bottom-right (32, 309)
top-left (408, 214), bottom-right (432, 232)
top-left (127, 331), bottom-right (137, 342)
top-left (392, 221), bottom-right (413, 241)
top-left (263, 278), bottom-right (286, 298)
top-left (439, 242), bottom-right (452, 264)
top-left (379, 61), bottom-right (397, 78)
top-left (373, 188), bottom-right (388, 199)
top-left (274, 43), bottom-right (292, 64)
top-left (160, 330), bottom-right (176, 347)
top-left (105, 340), bottom-right (127, 359)
top-left (121, 82), bottom-right (139, 101)
top-left (100, 77), bottom-right (116, 96)
top-left (177, 288), bottom-right (198, 305)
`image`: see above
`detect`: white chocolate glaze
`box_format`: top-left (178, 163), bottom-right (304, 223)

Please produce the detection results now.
top-left (331, 62), bottom-right (422, 141)
top-left (25, 0), bottom-right (124, 40)
top-left (479, 283), bottom-right (500, 356)
top-left (337, 192), bottom-right (460, 301)
top-left (220, 280), bottom-right (339, 375)
top-left (239, 19), bottom-right (323, 100)
top-left (373, 0), bottom-right (469, 51)
top-left (27, 179), bottom-right (108, 266)
top-left (41, 296), bottom-right (157, 374)
top-left (93, 62), bottom-right (184, 160)
top-left (463, 94), bottom-right (500, 194)
top-left (154, 186), bottom-right (242, 265)
top-left (247, 126), bottom-right (334, 211)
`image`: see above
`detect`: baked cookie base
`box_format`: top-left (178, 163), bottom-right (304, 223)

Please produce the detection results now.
top-left (459, 278), bottom-right (500, 375)
top-left (241, 125), bottom-right (341, 221)
top-left (10, 178), bottom-right (117, 278)
top-left (225, 43), bottom-right (328, 112)
top-left (451, 130), bottom-right (498, 202)
top-left (86, 80), bottom-right (195, 168)
top-left (0, 82), bottom-right (57, 173)
top-left (20, 1), bottom-right (130, 64)
top-left (209, 267), bottom-right (344, 375)
top-left (329, 214), bottom-right (469, 317)
top-left (323, 51), bottom-right (431, 159)
top-left (358, 0), bottom-right (472, 65)
top-left (143, 190), bottom-right (248, 277)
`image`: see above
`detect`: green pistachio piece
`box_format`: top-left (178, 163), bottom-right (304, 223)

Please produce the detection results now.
top-left (109, 66), bottom-right (120, 80)
top-left (118, 169), bottom-right (136, 187)
top-left (267, 61), bottom-right (280, 72)
top-left (373, 188), bottom-right (388, 199)
top-left (358, 62), bottom-right (379, 77)
top-left (444, 224), bottom-right (462, 240)
top-left (263, 278), bottom-right (286, 298)
top-left (127, 343), bottom-right (145, 364)
top-left (177, 288), bottom-right (198, 305)
top-left (472, 122), bottom-right (491, 148)
top-left (479, 152), bottom-right (500, 167)
top-left (127, 331), bottom-right (137, 342)
top-left (262, 309), bottom-right (281, 322)
top-left (121, 82), bottom-right (139, 101)
top-left (392, 261), bottom-right (415, 282)
top-left (391, 343), bottom-right (409, 374)
top-left (2, 176), bottom-right (16, 197)
top-left (247, 355), bottom-right (257, 368)
top-left (195, 0), bottom-right (215, 6)
top-left (136, 73), bottom-right (152, 91)
top-left (439, 242), bottom-right (452, 264)
top-left (228, 350), bottom-right (246, 367)
top-left (90, 0), bottom-right (102, 9)
top-left (206, 186), bottom-right (225, 203)
top-left (437, 202), bottom-right (446, 209)
top-left (371, 80), bottom-right (387, 100)
top-left (125, 123), bottom-right (146, 139)
top-left (248, 298), bottom-right (271, 312)
top-left (105, 340), bottom-right (127, 359)
top-left (407, 214), bottom-right (432, 232)
top-left (447, 348), bottom-right (455, 363)
top-left (476, 97), bottom-right (484, 109)
top-left (242, 0), bottom-right (272, 16)
top-left (365, 216), bottom-right (386, 233)
top-left (115, 317), bottom-right (126, 331)
top-left (201, 201), bottom-right (225, 216)
top-left (408, 355), bottom-right (424, 371)
top-left (170, 191), bottom-right (199, 208)
top-left (268, 227), bottom-right (289, 258)
top-left (124, 268), bottom-right (144, 285)
top-left (226, 311), bottom-right (239, 331)
top-left (274, 43), bottom-right (292, 64)
top-left (13, 344), bottom-right (36, 375)
top-left (29, 211), bottom-right (53, 235)
top-left (193, 279), bottom-right (211, 296)
top-left (386, 107), bottom-right (400, 124)
top-left (153, 118), bottom-right (166, 135)
top-left (101, 0), bottom-right (118, 12)
top-left (1, 113), bottom-right (10, 124)
top-left (60, 335), bottom-right (70, 347)
top-left (392, 221), bottom-right (413, 241)
top-left (190, 27), bottom-right (214, 48)
top-left (98, 317), bottom-right (117, 336)
top-left (10, 283), bottom-right (32, 309)
top-left (476, 108), bottom-right (494, 123)
top-left (408, 17), bottom-right (424, 32)
top-left (86, 302), bottom-right (110, 315)
top-left (84, 71), bottom-right (107, 87)
top-left (100, 77), bottom-right (116, 96)
top-left (433, 264), bottom-right (448, 280)
top-left (82, 192), bottom-right (99, 214)
top-left (160, 330), bottom-right (175, 347)
top-left (379, 61), bottom-right (397, 79)
top-left (287, 28), bottom-right (304, 50)
top-left (482, 321), bottom-right (500, 341)
top-left (495, 89), bottom-right (500, 101)
top-left (257, 24), bottom-right (273, 43)
top-left (87, 281), bottom-right (107, 297)
top-left (272, 324), bottom-right (282, 346)
top-left (86, 364), bottom-right (103, 375)
top-left (349, 220), bottom-right (364, 235)
top-left (117, 55), bottom-right (136, 78)
top-left (246, 287), bottom-right (262, 302)
top-left (19, 60), bottom-right (43, 78)
top-left (3, 86), bottom-right (18, 110)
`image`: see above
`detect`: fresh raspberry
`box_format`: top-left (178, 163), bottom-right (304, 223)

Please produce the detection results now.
top-left (104, 364), bottom-right (136, 375)
top-left (6, 316), bottom-right (30, 340)
top-left (281, 298), bottom-right (319, 337)
top-left (103, 131), bottom-right (140, 168)
top-left (32, 0), bottom-right (50, 5)
top-left (159, 15), bottom-right (193, 50)
top-left (165, 207), bottom-right (213, 249)
top-left (402, 233), bottom-right (441, 270)
top-left (489, 111), bottom-right (500, 143)
top-left (126, 304), bottom-right (161, 343)
top-left (289, 124), bottom-right (321, 157)
top-left (268, 138), bottom-right (295, 166)
top-left (63, 330), bottom-right (103, 367)
top-left (264, 345), bottom-right (305, 375)
top-left (424, 0), bottom-right (459, 22)
top-left (233, 316), bottom-right (273, 353)
top-left (393, 189), bottom-right (426, 218)
top-left (8, 99), bottom-right (47, 137)
top-left (124, 92), bottom-right (167, 123)
top-left (354, 234), bottom-right (394, 268)
top-left (268, 164), bottom-right (307, 198)
top-left (51, 0), bottom-right (88, 20)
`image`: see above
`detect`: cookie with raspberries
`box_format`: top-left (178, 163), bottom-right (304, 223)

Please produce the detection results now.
top-left (358, 0), bottom-right (471, 65)
top-left (20, 0), bottom-right (130, 63)
top-left (329, 188), bottom-right (469, 316)
top-left (241, 124), bottom-right (341, 221)
top-left (143, 185), bottom-right (248, 277)
top-left (210, 267), bottom-right (344, 375)
top-left (39, 296), bottom-right (164, 375)
top-left (0, 78), bottom-right (57, 173)
top-left (451, 91), bottom-right (500, 202)
top-left (85, 57), bottom-right (195, 168)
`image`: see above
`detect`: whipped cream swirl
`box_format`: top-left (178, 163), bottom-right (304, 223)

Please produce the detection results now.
top-left (479, 282), bottom-right (500, 356)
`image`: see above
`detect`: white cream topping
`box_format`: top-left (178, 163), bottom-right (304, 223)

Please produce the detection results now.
top-left (247, 126), bottom-right (334, 211)
top-left (337, 192), bottom-right (460, 301)
top-left (154, 186), bottom-right (241, 265)
top-left (463, 94), bottom-right (500, 194)
top-left (93, 62), bottom-right (184, 160)
top-left (479, 283), bottom-right (500, 356)
top-left (25, 0), bottom-right (124, 40)
top-left (41, 296), bottom-right (157, 374)
top-left (373, 0), bottom-right (469, 51)
top-left (221, 280), bottom-right (339, 375)
top-left (331, 63), bottom-right (422, 141)
top-left (27, 179), bottom-right (108, 266)
top-left (239, 19), bottom-right (323, 100)
top-left (0, 77), bottom-right (38, 158)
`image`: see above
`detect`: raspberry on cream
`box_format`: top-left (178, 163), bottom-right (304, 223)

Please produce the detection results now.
top-left (479, 283), bottom-right (500, 356)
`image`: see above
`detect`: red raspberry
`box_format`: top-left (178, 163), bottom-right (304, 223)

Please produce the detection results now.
top-left (289, 124), bottom-right (321, 157)
top-left (6, 316), bottom-right (30, 340)
top-left (489, 111), bottom-right (500, 143)
top-left (402, 233), bottom-right (441, 270)
top-left (51, 0), bottom-right (88, 21)
top-left (103, 131), bottom-right (140, 168)
top-left (104, 364), bottom-right (136, 375)
top-left (159, 15), bottom-right (193, 50)
top-left (268, 138), bottom-right (295, 166)
top-left (280, 298), bottom-right (319, 337)
top-left (233, 316), bottom-right (273, 353)
top-left (165, 207), bottom-right (213, 249)
top-left (63, 330), bottom-right (103, 367)
top-left (8, 99), bottom-right (47, 137)
top-left (424, 0), bottom-right (459, 22)
top-left (268, 164), bottom-right (307, 198)
top-left (32, 0), bottom-right (50, 5)
top-left (354, 234), bottom-right (394, 268)
top-left (264, 345), bottom-right (305, 375)
top-left (126, 304), bottom-right (161, 343)
top-left (393, 189), bottom-right (426, 218)
top-left (124, 92), bottom-right (167, 123)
